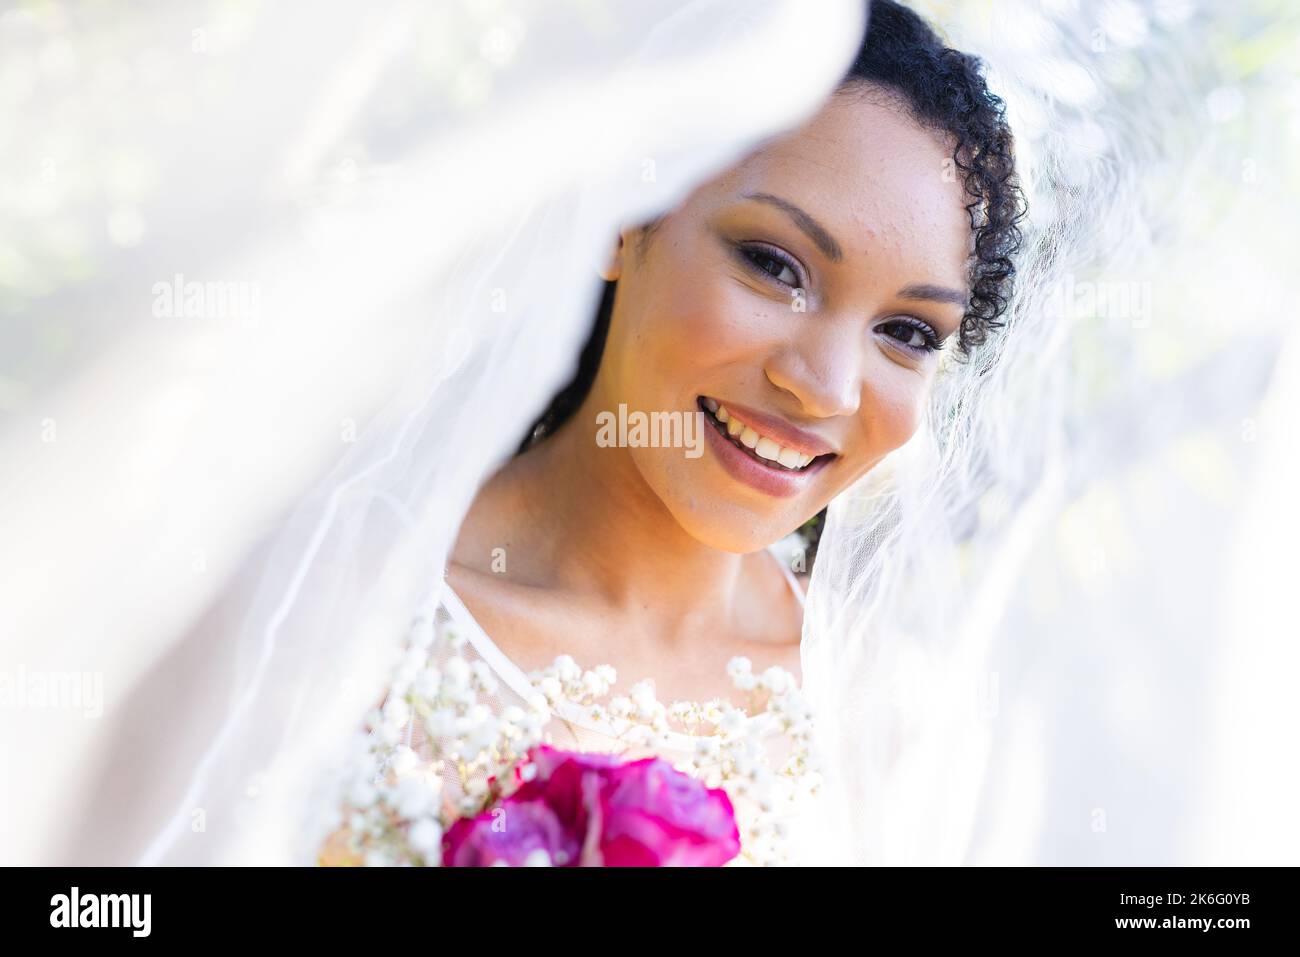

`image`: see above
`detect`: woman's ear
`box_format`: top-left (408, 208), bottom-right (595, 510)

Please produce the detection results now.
top-left (600, 219), bottom-right (659, 281)
top-left (597, 231), bottom-right (626, 282)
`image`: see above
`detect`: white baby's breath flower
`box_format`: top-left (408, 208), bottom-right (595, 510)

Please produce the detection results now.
top-left (726, 656), bottom-right (753, 680)
top-left (470, 660), bottom-right (499, 695)
top-left (383, 697), bottom-right (411, 728)
top-left (551, 655), bottom-right (580, 682)
top-left (523, 848), bottom-right (552, 866)
top-left (394, 777), bottom-right (434, 819)
top-left (629, 679), bottom-right (659, 718)
top-left (465, 717), bottom-right (500, 756)
top-left (408, 616), bottom-right (436, 650)
top-left (413, 666), bottom-right (442, 699)
top-left (668, 700), bottom-right (695, 723)
top-left (424, 707), bottom-right (456, 741)
top-left (607, 695), bottom-right (633, 719)
top-left (731, 748), bottom-right (758, 779)
top-left (717, 709), bottom-right (746, 736)
top-left (788, 718), bottom-right (814, 739)
top-left (441, 733), bottom-right (467, 764)
top-left (443, 657), bottom-right (471, 691)
top-left (747, 711), bottom-right (781, 737)
top-left (449, 684), bottom-right (478, 709)
top-left (594, 664), bottom-right (617, 686)
top-left (520, 713), bottom-right (546, 739)
top-left (694, 736), bottom-right (722, 760)
top-left (408, 817), bottom-right (443, 858)
top-left (421, 770), bottom-right (444, 802)
top-left (700, 699), bottom-right (726, 725)
top-left (536, 675), bottom-right (562, 703)
top-left (348, 779), bottom-right (378, 809)
top-left (768, 694), bottom-right (801, 718)
top-left (389, 745), bottom-right (418, 777)
top-left (760, 666), bottom-right (794, 695)
top-left (624, 724), bottom-right (661, 748)
top-left (458, 794), bottom-right (482, 816)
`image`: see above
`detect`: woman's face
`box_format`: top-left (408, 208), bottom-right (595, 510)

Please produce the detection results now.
top-left (591, 86), bottom-right (972, 553)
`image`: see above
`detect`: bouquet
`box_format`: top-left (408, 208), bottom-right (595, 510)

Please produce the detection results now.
top-left (320, 606), bottom-right (819, 867)
top-left (443, 745), bottom-right (740, 866)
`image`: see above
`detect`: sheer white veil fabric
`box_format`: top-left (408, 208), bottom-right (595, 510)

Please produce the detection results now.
top-left (2, 0), bottom-right (1297, 867)
top-left (802, 3), bottom-right (1300, 865)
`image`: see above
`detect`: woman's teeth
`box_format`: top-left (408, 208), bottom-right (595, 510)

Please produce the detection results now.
top-left (701, 399), bottom-right (816, 471)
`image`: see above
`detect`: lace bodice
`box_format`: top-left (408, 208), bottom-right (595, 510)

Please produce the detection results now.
top-left (325, 541), bottom-right (821, 867)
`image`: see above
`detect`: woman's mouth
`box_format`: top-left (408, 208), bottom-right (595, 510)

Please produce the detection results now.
top-left (696, 396), bottom-right (834, 495)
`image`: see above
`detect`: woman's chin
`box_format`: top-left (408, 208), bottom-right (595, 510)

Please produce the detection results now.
top-left (665, 499), bottom-right (797, 555)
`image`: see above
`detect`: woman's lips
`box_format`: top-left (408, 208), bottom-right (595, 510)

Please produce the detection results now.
top-left (703, 397), bottom-right (838, 458)
top-left (698, 397), bottom-right (833, 498)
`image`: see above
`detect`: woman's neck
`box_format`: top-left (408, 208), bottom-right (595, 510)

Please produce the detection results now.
top-left (496, 399), bottom-right (757, 635)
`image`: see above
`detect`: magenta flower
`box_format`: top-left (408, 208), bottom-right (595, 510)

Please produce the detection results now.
top-left (442, 746), bottom-right (740, 867)
top-left (441, 797), bottom-right (580, 867)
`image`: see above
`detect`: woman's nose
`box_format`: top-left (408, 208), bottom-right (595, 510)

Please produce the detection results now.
top-left (763, 321), bottom-right (863, 420)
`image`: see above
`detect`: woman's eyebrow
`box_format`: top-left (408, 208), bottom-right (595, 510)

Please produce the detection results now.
top-left (898, 283), bottom-right (969, 307)
top-left (742, 191), bottom-right (843, 263)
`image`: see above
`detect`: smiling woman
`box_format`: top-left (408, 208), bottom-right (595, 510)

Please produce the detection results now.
top-left (517, 0), bottom-right (1024, 569)
top-left (401, 0), bottom-right (1026, 861)
top-left (559, 89), bottom-right (975, 553)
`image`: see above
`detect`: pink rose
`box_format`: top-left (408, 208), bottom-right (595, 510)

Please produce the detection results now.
top-left (442, 746), bottom-right (740, 867)
top-left (442, 797), bottom-right (580, 867)
top-left (598, 755), bottom-right (742, 866)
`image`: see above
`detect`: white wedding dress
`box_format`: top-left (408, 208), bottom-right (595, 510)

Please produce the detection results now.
top-left (339, 540), bottom-right (818, 866)
top-left (428, 544), bottom-right (807, 756)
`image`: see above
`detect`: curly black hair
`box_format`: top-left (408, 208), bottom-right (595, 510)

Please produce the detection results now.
top-left (840, 0), bottom-right (1026, 357)
top-left (516, 0), bottom-right (1026, 561)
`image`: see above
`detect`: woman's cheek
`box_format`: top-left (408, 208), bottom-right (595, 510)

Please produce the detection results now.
top-left (663, 269), bottom-right (726, 340)
top-left (875, 379), bottom-right (928, 453)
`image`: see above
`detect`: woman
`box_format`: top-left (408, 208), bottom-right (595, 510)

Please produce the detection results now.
top-left (322, 0), bottom-right (1025, 866)
top-left (455, 0), bottom-right (1021, 704)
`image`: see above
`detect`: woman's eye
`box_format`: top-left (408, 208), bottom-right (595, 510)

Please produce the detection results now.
top-left (739, 245), bottom-right (802, 289)
top-left (881, 319), bottom-right (942, 353)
